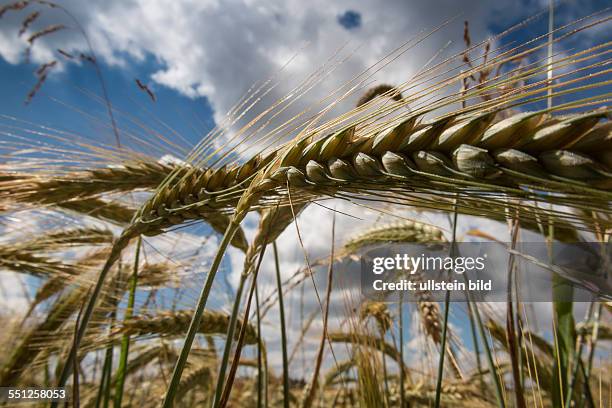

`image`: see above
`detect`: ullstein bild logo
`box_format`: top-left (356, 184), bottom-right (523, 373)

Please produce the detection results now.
top-left (359, 242), bottom-right (612, 302)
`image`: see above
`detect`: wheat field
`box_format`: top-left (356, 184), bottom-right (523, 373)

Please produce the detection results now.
top-left (0, 1), bottom-right (611, 407)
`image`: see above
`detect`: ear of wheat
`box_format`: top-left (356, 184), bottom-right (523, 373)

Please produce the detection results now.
top-left (115, 310), bottom-right (258, 345)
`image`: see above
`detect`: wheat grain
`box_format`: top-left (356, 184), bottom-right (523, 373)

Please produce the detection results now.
top-left (0, 246), bottom-right (78, 278)
top-left (261, 110), bottom-right (611, 200)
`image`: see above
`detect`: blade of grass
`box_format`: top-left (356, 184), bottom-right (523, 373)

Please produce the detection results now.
top-left (507, 217), bottom-right (526, 408)
top-left (72, 291), bottom-right (88, 408)
top-left (580, 302), bottom-right (602, 407)
top-left (212, 262), bottom-right (250, 406)
top-left (550, 239), bottom-right (575, 408)
top-left (398, 293), bottom-right (405, 408)
top-left (474, 303), bottom-right (507, 407)
top-left (255, 283), bottom-right (266, 408)
top-left (54, 231), bottom-right (136, 401)
top-left (274, 241), bottom-right (290, 408)
top-left (113, 236), bottom-right (142, 408)
top-left (102, 308), bottom-right (116, 408)
top-left (433, 200), bottom-right (458, 408)
top-left (566, 302), bottom-right (595, 408)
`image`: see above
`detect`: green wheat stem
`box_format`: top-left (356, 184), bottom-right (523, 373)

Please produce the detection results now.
top-left (550, 225), bottom-right (575, 408)
top-left (273, 241), bottom-right (290, 408)
top-left (218, 243), bottom-right (269, 408)
top-left (212, 267), bottom-right (249, 407)
top-left (94, 347), bottom-right (111, 408)
top-left (565, 302), bottom-right (594, 408)
top-left (464, 285), bottom-right (483, 389)
top-left (507, 220), bottom-right (526, 408)
top-left (434, 202), bottom-right (458, 408)
top-left (398, 293), bottom-right (405, 408)
top-left (162, 220), bottom-right (241, 408)
top-left (113, 236), bottom-right (142, 408)
top-left (98, 307), bottom-right (116, 408)
top-left (255, 283), bottom-right (264, 408)
top-left (580, 302), bottom-right (602, 408)
top-left (472, 297), bottom-right (506, 407)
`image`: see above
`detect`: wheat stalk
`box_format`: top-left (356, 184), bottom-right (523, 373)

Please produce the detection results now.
top-left (115, 310), bottom-right (258, 345)
top-left (57, 198), bottom-right (136, 225)
top-left (1, 160), bottom-right (175, 204)
top-left (0, 246), bottom-right (80, 278)
top-left (120, 107), bottom-right (610, 252)
top-left (345, 220), bottom-right (444, 253)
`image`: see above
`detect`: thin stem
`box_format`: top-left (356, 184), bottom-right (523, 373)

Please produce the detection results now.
top-left (72, 295), bottom-right (87, 408)
top-left (566, 302), bottom-right (594, 408)
top-left (255, 284), bottom-right (264, 408)
top-left (113, 237), bottom-right (142, 408)
top-left (218, 245), bottom-right (269, 407)
top-left (507, 219), bottom-right (526, 408)
top-left (464, 286), bottom-right (482, 388)
top-left (98, 308), bottom-right (116, 408)
top-left (581, 302), bottom-right (602, 407)
top-left (300, 215), bottom-right (335, 408)
top-left (51, 3), bottom-right (122, 147)
top-left (162, 220), bottom-right (241, 408)
top-left (433, 202), bottom-right (458, 408)
top-left (273, 241), bottom-right (290, 408)
top-left (212, 271), bottom-right (249, 407)
top-left (399, 293), bottom-right (405, 408)
top-left (94, 346), bottom-right (112, 408)
top-left (471, 297), bottom-right (506, 408)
